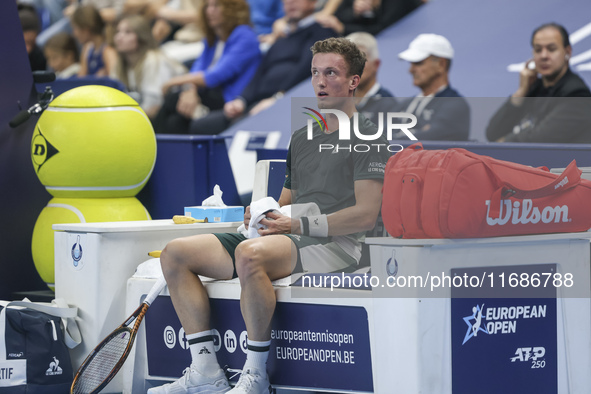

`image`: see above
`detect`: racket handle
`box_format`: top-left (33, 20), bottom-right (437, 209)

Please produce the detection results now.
top-left (144, 275), bottom-right (167, 305)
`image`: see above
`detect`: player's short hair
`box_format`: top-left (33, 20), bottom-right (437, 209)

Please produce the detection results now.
top-left (311, 37), bottom-right (366, 78)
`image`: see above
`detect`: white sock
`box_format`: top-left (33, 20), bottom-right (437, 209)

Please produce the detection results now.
top-left (186, 330), bottom-right (219, 375)
top-left (243, 339), bottom-right (271, 373)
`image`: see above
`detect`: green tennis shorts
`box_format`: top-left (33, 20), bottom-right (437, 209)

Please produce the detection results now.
top-left (213, 233), bottom-right (358, 279)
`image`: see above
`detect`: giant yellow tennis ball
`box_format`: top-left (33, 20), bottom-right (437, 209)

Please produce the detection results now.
top-left (31, 85), bottom-right (157, 198)
top-left (31, 197), bottom-right (151, 288)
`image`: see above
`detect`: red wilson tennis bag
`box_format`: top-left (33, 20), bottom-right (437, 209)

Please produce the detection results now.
top-left (382, 142), bottom-right (591, 238)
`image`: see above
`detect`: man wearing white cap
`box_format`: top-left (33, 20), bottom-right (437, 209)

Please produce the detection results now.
top-left (393, 33), bottom-right (470, 141)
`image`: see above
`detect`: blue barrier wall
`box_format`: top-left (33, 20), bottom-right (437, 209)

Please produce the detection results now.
top-left (0, 2), bottom-right (32, 127)
top-left (138, 135), bottom-right (241, 220)
top-left (0, 1), bottom-right (49, 297)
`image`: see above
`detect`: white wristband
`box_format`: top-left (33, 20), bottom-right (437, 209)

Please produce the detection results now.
top-left (301, 214), bottom-right (328, 237)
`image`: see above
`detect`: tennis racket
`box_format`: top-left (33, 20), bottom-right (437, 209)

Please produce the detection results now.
top-left (70, 275), bottom-right (167, 394)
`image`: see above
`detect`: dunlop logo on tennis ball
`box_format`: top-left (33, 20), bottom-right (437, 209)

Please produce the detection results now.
top-left (30, 85), bottom-right (156, 198)
top-left (31, 125), bottom-right (59, 172)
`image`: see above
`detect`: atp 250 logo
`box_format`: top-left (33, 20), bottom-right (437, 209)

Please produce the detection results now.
top-left (303, 108), bottom-right (417, 152)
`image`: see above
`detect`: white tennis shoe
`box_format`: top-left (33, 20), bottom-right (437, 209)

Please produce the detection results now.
top-left (227, 368), bottom-right (272, 394)
top-left (147, 365), bottom-right (230, 394)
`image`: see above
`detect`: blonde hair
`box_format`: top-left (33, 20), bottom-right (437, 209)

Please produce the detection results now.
top-left (114, 15), bottom-right (157, 88)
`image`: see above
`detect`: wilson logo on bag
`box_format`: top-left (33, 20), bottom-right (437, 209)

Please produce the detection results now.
top-left (485, 200), bottom-right (570, 226)
top-left (382, 143), bottom-right (591, 239)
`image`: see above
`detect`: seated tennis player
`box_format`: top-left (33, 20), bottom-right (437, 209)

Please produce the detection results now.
top-left (149, 36), bottom-right (390, 394)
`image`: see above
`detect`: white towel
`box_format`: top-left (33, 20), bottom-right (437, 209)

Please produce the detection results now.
top-left (237, 198), bottom-right (321, 239)
top-left (237, 197), bottom-right (278, 238)
top-left (248, 197), bottom-right (281, 238)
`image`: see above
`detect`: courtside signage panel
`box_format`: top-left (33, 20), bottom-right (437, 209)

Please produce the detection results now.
top-left (145, 297), bottom-right (373, 392)
top-left (451, 265), bottom-right (557, 393)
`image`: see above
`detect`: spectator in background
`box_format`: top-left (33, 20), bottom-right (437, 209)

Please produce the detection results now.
top-left (123, 0), bottom-right (200, 43)
top-left (315, 0), bottom-right (421, 37)
top-left (124, 0), bottom-right (205, 66)
top-left (152, 0), bottom-right (261, 134)
top-left (346, 32), bottom-right (395, 126)
top-left (151, 0), bottom-right (204, 65)
top-left (19, 0), bottom-right (68, 31)
top-left (65, 0), bottom-right (123, 24)
top-left (248, 0), bottom-right (284, 36)
top-left (72, 4), bottom-right (117, 77)
top-left (36, 0), bottom-right (125, 48)
top-left (258, 0), bottom-right (337, 47)
top-left (43, 32), bottom-right (80, 78)
top-left (394, 33), bottom-right (470, 141)
top-left (315, 0), bottom-right (343, 15)
top-left (112, 15), bottom-right (186, 118)
top-left (18, 3), bottom-right (46, 71)
top-left (486, 23), bottom-right (591, 143)
top-left (188, 0), bottom-right (336, 135)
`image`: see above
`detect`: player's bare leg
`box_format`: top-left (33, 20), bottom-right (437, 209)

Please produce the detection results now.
top-left (229, 235), bottom-right (296, 394)
top-left (235, 235), bottom-right (295, 339)
top-left (160, 234), bottom-right (234, 333)
top-left (149, 234), bottom-right (235, 394)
